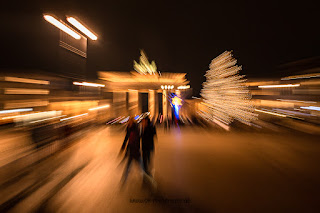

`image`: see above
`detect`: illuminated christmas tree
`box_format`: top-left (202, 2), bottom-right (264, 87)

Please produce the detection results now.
top-left (200, 51), bottom-right (256, 126)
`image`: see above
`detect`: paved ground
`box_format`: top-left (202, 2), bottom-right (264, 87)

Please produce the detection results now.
top-left (1, 125), bottom-right (320, 213)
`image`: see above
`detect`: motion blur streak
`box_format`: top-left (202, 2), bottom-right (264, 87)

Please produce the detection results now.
top-left (88, 105), bottom-right (110, 111)
top-left (255, 109), bottom-right (287, 117)
top-left (0, 108), bottom-right (33, 114)
top-left (73, 82), bottom-right (105, 87)
top-left (301, 106), bottom-right (320, 111)
top-left (4, 77), bottom-right (50, 85)
top-left (43, 15), bottom-right (81, 39)
top-left (258, 84), bottom-right (300, 88)
top-left (60, 113), bottom-right (89, 121)
top-left (67, 17), bottom-right (98, 40)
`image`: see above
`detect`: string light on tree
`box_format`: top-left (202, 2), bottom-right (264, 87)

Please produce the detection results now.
top-left (200, 51), bottom-right (257, 126)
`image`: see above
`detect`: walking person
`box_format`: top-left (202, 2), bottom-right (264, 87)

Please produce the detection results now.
top-left (141, 117), bottom-right (157, 177)
top-left (119, 117), bottom-right (143, 185)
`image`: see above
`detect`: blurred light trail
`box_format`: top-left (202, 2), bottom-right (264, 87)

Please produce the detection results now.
top-left (73, 82), bottom-right (105, 87)
top-left (0, 108), bottom-right (33, 114)
top-left (60, 113), bottom-right (88, 121)
top-left (29, 115), bottom-right (66, 124)
top-left (258, 84), bottom-right (300, 88)
top-left (177, 85), bottom-right (190, 89)
top-left (119, 116), bottom-right (130, 123)
top-left (281, 73), bottom-right (320, 80)
top-left (255, 109), bottom-right (287, 117)
top-left (277, 99), bottom-right (317, 104)
top-left (273, 108), bottom-right (313, 117)
top-left (43, 15), bottom-right (81, 39)
top-left (66, 17), bottom-right (97, 40)
top-left (106, 116), bottom-right (125, 124)
top-left (4, 88), bottom-right (50, 95)
top-left (4, 77), bottom-right (50, 85)
top-left (300, 106), bottom-right (320, 111)
top-left (88, 104), bottom-right (110, 111)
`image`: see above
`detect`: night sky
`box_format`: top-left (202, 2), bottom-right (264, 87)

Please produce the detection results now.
top-left (1, 1), bottom-right (319, 95)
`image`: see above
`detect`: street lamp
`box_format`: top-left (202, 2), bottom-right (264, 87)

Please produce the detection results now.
top-left (66, 17), bottom-right (98, 40)
top-left (43, 15), bottom-right (81, 39)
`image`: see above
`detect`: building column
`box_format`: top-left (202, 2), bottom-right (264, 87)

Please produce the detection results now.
top-left (113, 91), bottom-right (127, 117)
top-left (162, 90), bottom-right (168, 121)
top-left (148, 90), bottom-right (158, 121)
top-left (128, 90), bottom-right (141, 116)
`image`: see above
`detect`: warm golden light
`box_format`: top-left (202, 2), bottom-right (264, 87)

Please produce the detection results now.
top-left (88, 105), bottom-right (110, 111)
top-left (60, 113), bottom-right (88, 121)
top-left (73, 82), bottom-right (105, 87)
top-left (43, 15), bottom-right (81, 40)
top-left (5, 77), bottom-right (50, 85)
top-left (255, 109), bottom-right (287, 117)
top-left (258, 84), bottom-right (300, 88)
top-left (67, 17), bottom-right (98, 40)
top-left (177, 85), bottom-right (190, 89)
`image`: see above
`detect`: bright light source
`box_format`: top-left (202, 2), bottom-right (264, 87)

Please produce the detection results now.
top-left (300, 106), bottom-right (320, 111)
top-left (161, 85), bottom-right (164, 89)
top-left (4, 88), bottom-right (50, 95)
top-left (60, 113), bottom-right (88, 121)
top-left (277, 99), bottom-right (317, 104)
top-left (5, 77), bottom-right (49, 85)
top-left (255, 109), bottom-right (287, 117)
top-left (177, 85), bottom-right (190, 89)
top-left (88, 104), bottom-right (110, 111)
top-left (67, 17), bottom-right (97, 40)
top-left (44, 15), bottom-right (81, 39)
top-left (165, 85), bottom-right (168, 89)
top-left (73, 82), bottom-right (105, 87)
top-left (0, 108), bottom-right (33, 114)
top-left (258, 84), bottom-right (300, 88)
top-left (281, 73), bottom-right (320, 80)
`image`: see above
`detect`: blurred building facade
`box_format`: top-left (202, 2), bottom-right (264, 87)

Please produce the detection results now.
top-left (98, 71), bottom-right (189, 121)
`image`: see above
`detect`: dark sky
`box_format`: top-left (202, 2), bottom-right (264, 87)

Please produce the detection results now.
top-left (1, 0), bottom-right (319, 95)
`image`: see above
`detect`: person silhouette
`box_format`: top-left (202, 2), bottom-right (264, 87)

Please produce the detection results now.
top-left (119, 117), bottom-right (143, 185)
top-left (141, 117), bottom-right (157, 176)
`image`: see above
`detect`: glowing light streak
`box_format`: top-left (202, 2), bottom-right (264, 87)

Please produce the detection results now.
top-left (60, 113), bottom-right (88, 121)
top-left (254, 109), bottom-right (287, 117)
top-left (43, 15), bottom-right (81, 39)
top-left (73, 82), bottom-right (105, 87)
top-left (177, 85), bottom-right (190, 90)
top-left (4, 88), bottom-right (50, 95)
top-left (67, 17), bottom-right (97, 40)
top-left (119, 116), bottom-right (130, 123)
top-left (281, 73), bottom-right (320, 80)
top-left (0, 108), bottom-right (33, 114)
top-left (4, 77), bottom-right (50, 85)
top-left (106, 116), bottom-right (125, 124)
top-left (277, 99), bottom-right (317, 104)
top-left (88, 104), bottom-right (110, 111)
top-left (29, 115), bottom-right (66, 124)
top-left (258, 84), bottom-right (300, 88)
top-left (300, 106), bottom-right (320, 111)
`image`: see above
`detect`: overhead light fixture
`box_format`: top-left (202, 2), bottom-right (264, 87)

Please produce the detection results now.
top-left (67, 17), bottom-right (97, 40)
top-left (43, 15), bottom-right (81, 40)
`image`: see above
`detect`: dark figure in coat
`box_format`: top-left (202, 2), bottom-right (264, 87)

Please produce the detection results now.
top-left (141, 117), bottom-right (157, 176)
top-left (120, 117), bottom-right (142, 184)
